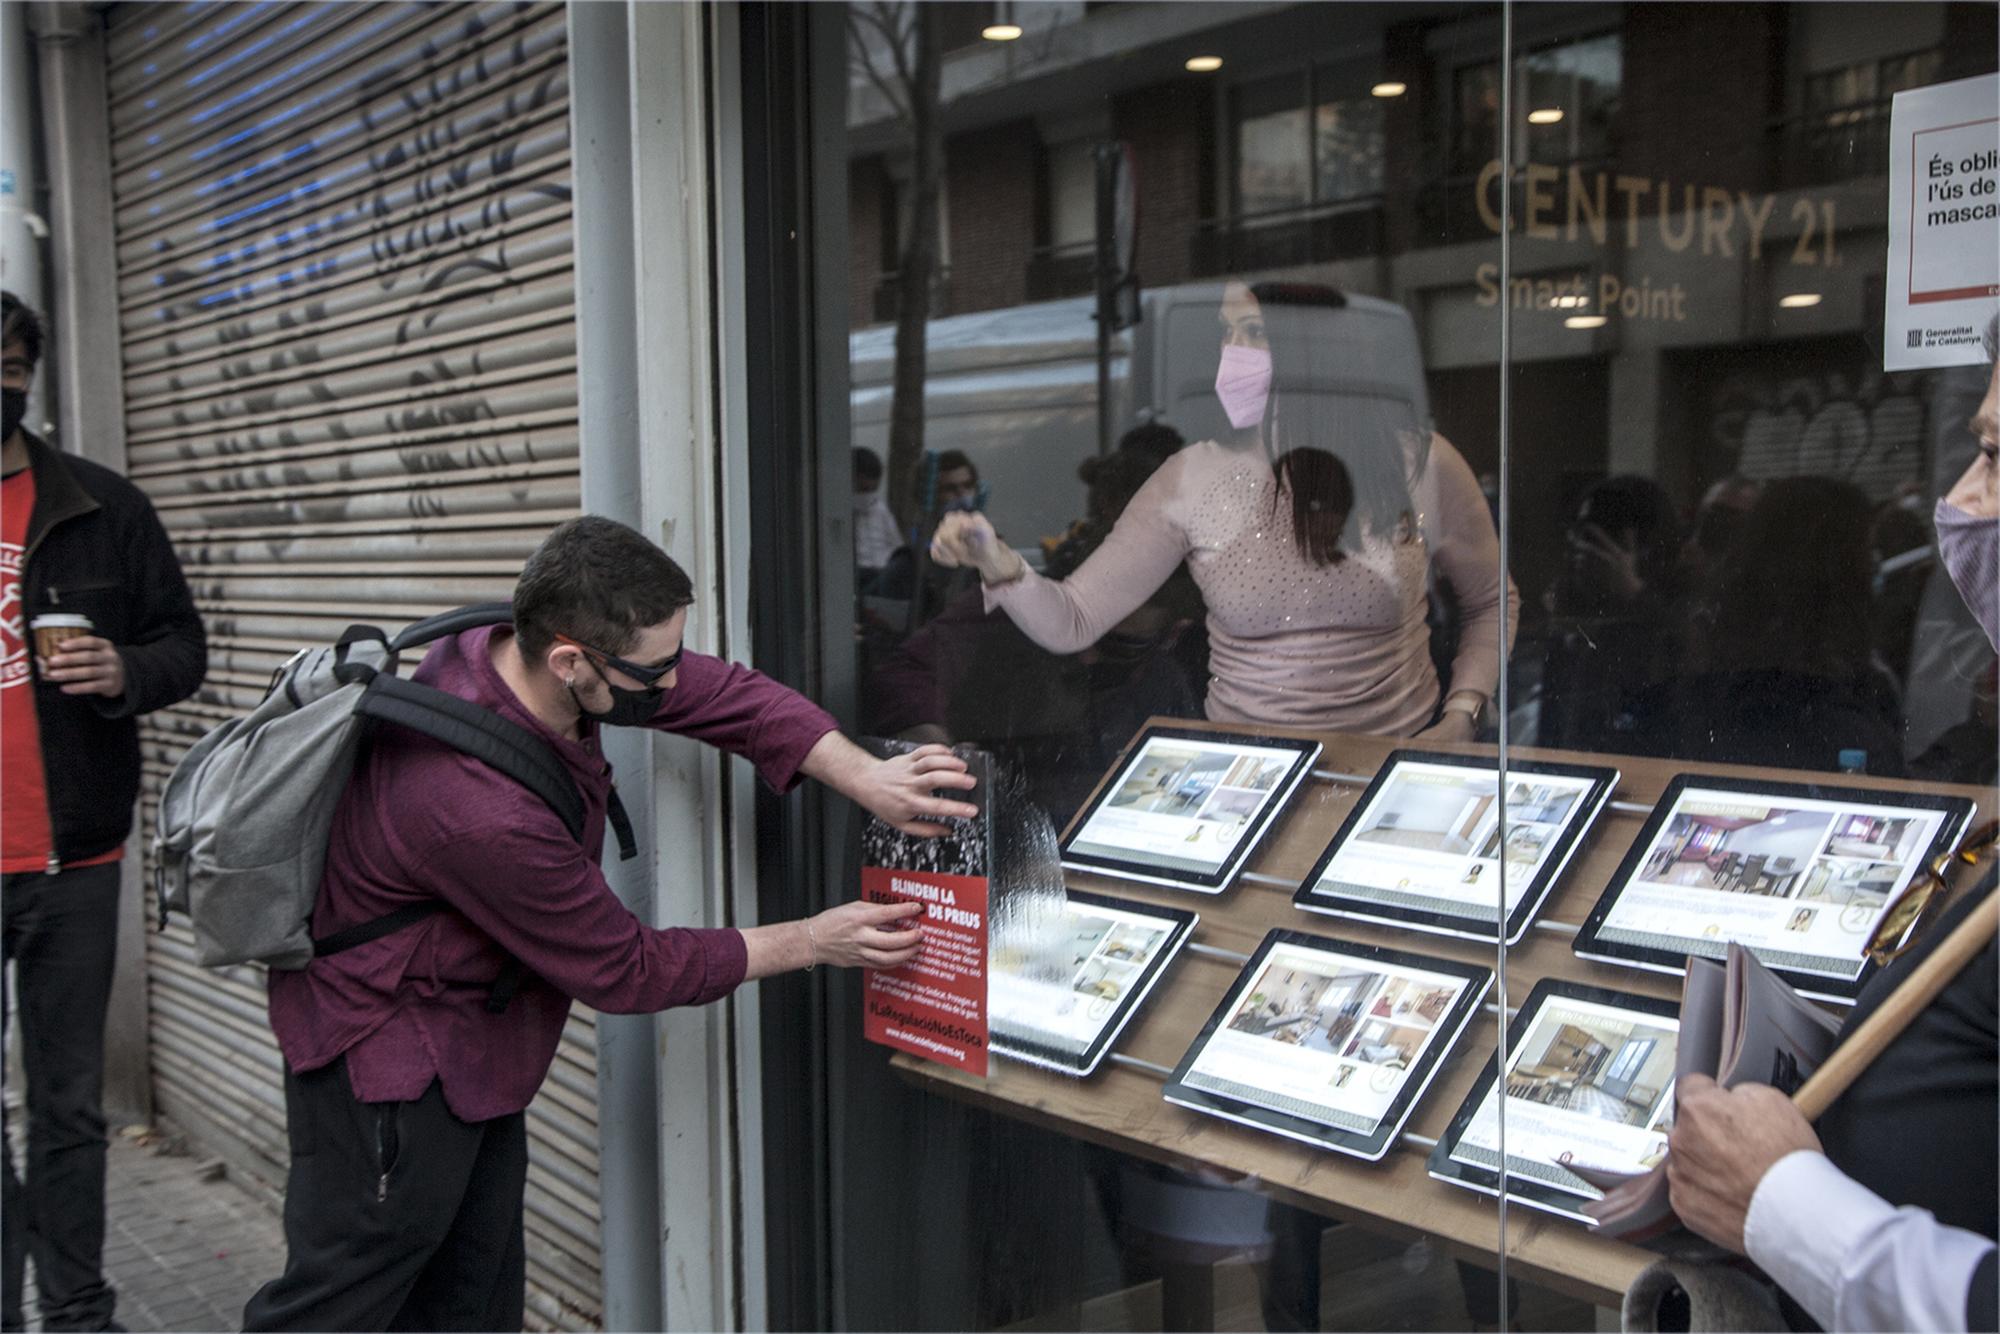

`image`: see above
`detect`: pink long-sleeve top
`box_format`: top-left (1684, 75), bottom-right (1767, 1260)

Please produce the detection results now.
top-left (985, 435), bottom-right (1519, 735)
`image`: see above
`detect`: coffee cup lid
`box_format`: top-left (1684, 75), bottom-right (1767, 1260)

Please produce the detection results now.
top-left (29, 614), bottom-right (93, 628)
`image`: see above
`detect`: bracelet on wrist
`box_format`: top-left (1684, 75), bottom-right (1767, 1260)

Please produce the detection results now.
top-left (1441, 691), bottom-right (1489, 729)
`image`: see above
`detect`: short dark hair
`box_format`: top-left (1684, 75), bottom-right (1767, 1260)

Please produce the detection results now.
top-left (854, 447), bottom-right (883, 483)
top-left (1, 291), bottom-right (45, 367)
top-left (514, 517), bottom-right (695, 659)
top-left (916, 449), bottom-right (978, 501)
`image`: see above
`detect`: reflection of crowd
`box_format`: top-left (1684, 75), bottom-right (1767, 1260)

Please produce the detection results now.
top-left (1527, 447), bottom-right (1996, 784)
top-left (862, 288), bottom-right (2000, 796)
top-left (1511, 326), bottom-right (1996, 787)
top-left (878, 282), bottom-right (1516, 848)
top-left (859, 424), bottom-right (1210, 823)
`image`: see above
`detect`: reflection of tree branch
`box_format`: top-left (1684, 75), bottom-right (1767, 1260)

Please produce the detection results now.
top-left (846, 2), bottom-right (913, 124)
top-left (881, 1), bottom-right (915, 94)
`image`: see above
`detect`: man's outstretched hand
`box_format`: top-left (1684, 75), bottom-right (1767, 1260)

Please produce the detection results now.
top-left (803, 733), bottom-right (979, 836)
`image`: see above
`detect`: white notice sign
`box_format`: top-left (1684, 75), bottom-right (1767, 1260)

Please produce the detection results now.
top-left (1885, 73), bottom-right (1999, 370)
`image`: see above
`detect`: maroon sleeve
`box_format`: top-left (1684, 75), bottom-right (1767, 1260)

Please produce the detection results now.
top-left (647, 651), bottom-right (838, 792)
top-left (412, 821), bottom-right (748, 1014)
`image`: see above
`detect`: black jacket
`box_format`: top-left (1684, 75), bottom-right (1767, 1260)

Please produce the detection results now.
top-left (16, 432), bottom-right (207, 867)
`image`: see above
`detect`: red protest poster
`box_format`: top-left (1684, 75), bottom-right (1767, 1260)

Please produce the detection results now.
top-left (858, 741), bottom-right (992, 1076)
top-left (861, 867), bottom-right (989, 1075)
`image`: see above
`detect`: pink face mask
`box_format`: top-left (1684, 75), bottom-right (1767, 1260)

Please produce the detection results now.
top-left (1215, 344), bottom-right (1272, 430)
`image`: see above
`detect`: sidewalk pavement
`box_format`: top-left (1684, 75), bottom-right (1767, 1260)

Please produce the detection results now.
top-left (21, 1127), bottom-right (284, 1334)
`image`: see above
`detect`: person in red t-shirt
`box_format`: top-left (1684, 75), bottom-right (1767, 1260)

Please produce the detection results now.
top-left (2, 291), bottom-right (208, 1334)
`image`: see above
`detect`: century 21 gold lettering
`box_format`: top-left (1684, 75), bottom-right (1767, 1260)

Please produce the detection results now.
top-left (1474, 161), bottom-right (1838, 266)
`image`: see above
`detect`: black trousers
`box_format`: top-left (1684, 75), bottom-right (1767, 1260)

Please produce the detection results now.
top-left (1, 862), bottom-right (122, 1333)
top-left (241, 1059), bottom-right (527, 1333)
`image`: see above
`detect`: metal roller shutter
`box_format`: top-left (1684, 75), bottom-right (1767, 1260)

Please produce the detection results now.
top-left (101, 4), bottom-right (601, 1326)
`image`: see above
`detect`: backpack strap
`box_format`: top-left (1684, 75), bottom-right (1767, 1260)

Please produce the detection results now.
top-left (313, 902), bottom-right (446, 957)
top-left (332, 623), bottom-right (392, 686)
top-left (606, 785), bottom-right (638, 862)
top-left (391, 602), bottom-right (515, 653)
top-left (313, 901), bottom-right (522, 1016)
top-left (485, 959), bottom-right (526, 1015)
top-left (354, 674), bottom-right (587, 844)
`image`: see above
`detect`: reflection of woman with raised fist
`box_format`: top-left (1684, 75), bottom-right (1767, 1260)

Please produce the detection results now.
top-left (932, 281), bottom-right (1517, 744)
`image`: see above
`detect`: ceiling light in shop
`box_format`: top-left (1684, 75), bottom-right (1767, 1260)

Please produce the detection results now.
top-left (1564, 314), bottom-right (1608, 330)
top-left (1527, 107), bottom-right (1565, 125)
top-left (1186, 55), bottom-right (1224, 72)
top-left (1371, 81), bottom-right (1408, 98)
top-left (1779, 293), bottom-right (1824, 308)
top-left (982, 23), bottom-right (1023, 41)
top-left (1552, 294), bottom-right (1588, 309)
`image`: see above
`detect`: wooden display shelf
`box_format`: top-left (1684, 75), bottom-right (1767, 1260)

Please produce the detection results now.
top-left (890, 723), bottom-right (1999, 1308)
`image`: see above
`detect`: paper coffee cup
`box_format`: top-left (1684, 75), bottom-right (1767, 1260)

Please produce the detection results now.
top-left (30, 614), bottom-right (93, 661)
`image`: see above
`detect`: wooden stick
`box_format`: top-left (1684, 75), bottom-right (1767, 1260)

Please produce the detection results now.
top-left (1793, 885), bottom-right (1998, 1122)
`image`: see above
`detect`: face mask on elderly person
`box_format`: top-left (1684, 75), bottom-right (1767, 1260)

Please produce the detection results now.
top-left (1936, 498), bottom-right (1999, 653)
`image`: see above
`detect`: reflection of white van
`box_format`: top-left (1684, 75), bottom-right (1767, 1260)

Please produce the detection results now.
top-left (848, 284), bottom-right (1432, 554)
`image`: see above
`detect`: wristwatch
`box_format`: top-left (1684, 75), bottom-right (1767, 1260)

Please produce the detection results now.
top-left (1441, 690), bottom-right (1489, 731)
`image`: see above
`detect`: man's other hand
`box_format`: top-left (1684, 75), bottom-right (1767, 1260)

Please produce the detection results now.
top-left (39, 636), bottom-right (126, 699)
top-left (1666, 1074), bottom-right (1822, 1254)
top-left (811, 899), bottom-right (925, 969)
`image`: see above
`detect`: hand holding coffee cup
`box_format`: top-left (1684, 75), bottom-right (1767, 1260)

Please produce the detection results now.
top-left (30, 613), bottom-right (91, 663)
top-left (31, 615), bottom-right (126, 699)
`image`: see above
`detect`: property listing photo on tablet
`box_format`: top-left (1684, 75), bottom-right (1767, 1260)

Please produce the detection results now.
top-left (1431, 985), bottom-right (1681, 1223)
top-left (1297, 752), bottom-right (1617, 942)
top-left (1164, 933), bottom-right (1491, 1159)
top-left (1578, 776), bottom-right (1972, 997)
top-left (987, 892), bottom-right (1195, 1075)
top-left (1062, 727), bottom-right (1320, 891)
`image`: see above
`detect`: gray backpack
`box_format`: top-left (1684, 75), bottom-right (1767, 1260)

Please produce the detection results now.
top-left (154, 603), bottom-right (635, 992)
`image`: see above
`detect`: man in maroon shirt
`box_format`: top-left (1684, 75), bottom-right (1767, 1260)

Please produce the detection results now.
top-left (242, 517), bottom-right (976, 1331)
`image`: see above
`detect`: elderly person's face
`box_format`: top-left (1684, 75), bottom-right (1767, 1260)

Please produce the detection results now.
top-left (1945, 358), bottom-right (2000, 520)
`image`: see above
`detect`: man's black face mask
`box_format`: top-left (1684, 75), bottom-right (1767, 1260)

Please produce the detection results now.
top-left (569, 654), bottom-right (665, 727)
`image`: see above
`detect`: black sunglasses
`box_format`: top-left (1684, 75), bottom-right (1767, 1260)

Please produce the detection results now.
top-left (556, 635), bottom-right (683, 688)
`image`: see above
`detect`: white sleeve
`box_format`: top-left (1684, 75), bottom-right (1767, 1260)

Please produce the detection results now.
top-left (1744, 1150), bottom-right (1994, 1333)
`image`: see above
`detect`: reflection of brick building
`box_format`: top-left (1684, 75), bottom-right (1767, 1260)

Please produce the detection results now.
top-left (844, 0), bottom-right (1995, 605)
top-left (946, 122), bottom-right (1041, 314)
top-left (848, 1), bottom-right (1995, 327)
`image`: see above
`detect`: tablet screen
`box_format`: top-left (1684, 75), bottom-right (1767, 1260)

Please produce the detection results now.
top-left (1582, 778), bottom-right (1969, 991)
top-left (988, 892), bottom-right (1196, 1075)
top-left (1296, 752), bottom-right (1618, 942)
top-left (1164, 932), bottom-right (1492, 1159)
top-left (1442, 990), bottom-right (1679, 1212)
top-left (1063, 727), bottom-right (1321, 891)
